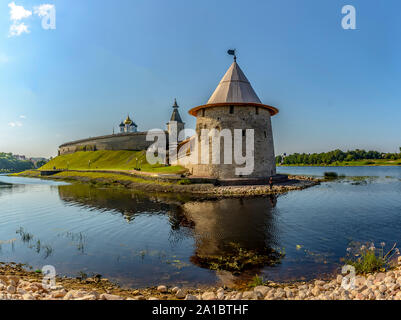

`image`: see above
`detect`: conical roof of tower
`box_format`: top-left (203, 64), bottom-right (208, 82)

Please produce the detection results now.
top-left (188, 60), bottom-right (278, 116)
top-left (170, 99), bottom-right (183, 123)
top-left (207, 61), bottom-right (262, 105)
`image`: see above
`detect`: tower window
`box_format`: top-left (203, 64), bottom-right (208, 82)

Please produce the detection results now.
top-left (229, 105), bottom-right (234, 114)
top-left (242, 129), bottom-right (246, 137)
top-left (264, 131), bottom-right (267, 138)
top-left (201, 109), bottom-right (205, 117)
top-left (255, 107), bottom-right (259, 115)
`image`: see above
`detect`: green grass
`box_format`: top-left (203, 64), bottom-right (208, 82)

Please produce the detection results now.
top-left (52, 171), bottom-right (173, 186)
top-left (10, 170), bottom-right (41, 177)
top-left (39, 150), bottom-right (186, 174)
top-left (249, 275), bottom-right (265, 288)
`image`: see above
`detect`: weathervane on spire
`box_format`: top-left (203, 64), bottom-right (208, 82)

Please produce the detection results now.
top-left (227, 49), bottom-right (236, 61)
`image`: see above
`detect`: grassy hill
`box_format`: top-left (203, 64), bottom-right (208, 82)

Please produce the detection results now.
top-left (39, 150), bottom-right (186, 174)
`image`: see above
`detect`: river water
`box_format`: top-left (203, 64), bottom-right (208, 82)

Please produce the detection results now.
top-left (0, 166), bottom-right (400, 288)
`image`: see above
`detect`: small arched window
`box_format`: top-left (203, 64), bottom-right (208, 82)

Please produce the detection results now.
top-left (255, 107), bottom-right (259, 115)
top-left (229, 105), bottom-right (234, 114)
top-left (201, 109), bottom-right (205, 117)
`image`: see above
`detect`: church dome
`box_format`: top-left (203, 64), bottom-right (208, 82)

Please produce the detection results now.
top-left (124, 115), bottom-right (133, 125)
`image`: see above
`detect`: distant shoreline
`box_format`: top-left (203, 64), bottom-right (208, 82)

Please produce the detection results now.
top-left (278, 162), bottom-right (401, 167)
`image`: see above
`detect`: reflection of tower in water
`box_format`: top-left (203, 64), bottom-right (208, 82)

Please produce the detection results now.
top-left (178, 196), bottom-right (280, 273)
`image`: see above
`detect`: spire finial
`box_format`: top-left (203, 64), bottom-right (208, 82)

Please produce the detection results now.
top-left (173, 98), bottom-right (178, 108)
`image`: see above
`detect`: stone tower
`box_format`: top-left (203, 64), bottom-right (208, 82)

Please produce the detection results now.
top-left (167, 99), bottom-right (185, 137)
top-left (186, 57), bottom-right (279, 179)
top-left (167, 98), bottom-right (185, 156)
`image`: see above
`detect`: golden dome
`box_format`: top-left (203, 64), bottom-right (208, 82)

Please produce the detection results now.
top-left (124, 115), bottom-right (133, 125)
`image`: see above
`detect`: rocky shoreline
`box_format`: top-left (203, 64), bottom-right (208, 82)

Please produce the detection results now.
top-left (2, 259), bottom-right (401, 300)
top-left (11, 170), bottom-right (320, 199)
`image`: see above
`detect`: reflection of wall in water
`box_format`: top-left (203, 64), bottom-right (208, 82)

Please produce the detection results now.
top-left (57, 184), bottom-right (174, 221)
top-left (180, 197), bottom-right (278, 257)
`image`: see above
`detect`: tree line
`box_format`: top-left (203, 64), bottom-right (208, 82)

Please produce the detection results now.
top-left (276, 149), bottom-right (401, 165)
top-left (0, 153), bottom-right (35, 173)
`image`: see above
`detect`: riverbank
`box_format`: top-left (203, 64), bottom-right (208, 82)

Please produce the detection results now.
top-left (278, 159), bottom-right (401, 167)
top-left (11, 170), bottom-right (320, 198)
top-left (2, 259), bottom-right (401, 300)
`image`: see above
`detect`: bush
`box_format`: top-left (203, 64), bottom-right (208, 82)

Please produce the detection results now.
top-left (364, 161), bottom-right (375, 165)
top-left (324, 172), bottom-right (338, 179)
top-left (249, 275), bottom-right (265, 287)
top-left (343, 242), bottom-right (399, 274)
top-left (177, 179), bottom-right (191, 185)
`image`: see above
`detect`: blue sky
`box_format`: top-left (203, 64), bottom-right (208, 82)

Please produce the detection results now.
top-left (0, 0), bottom-right (400, 157)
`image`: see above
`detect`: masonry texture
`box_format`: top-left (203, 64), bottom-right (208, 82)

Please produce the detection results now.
top-left (58, 132), bottom-right (163, 155)
top-left (181, 105), bottom-right (276, 179)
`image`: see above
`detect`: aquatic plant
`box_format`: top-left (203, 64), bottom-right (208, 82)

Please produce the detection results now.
top-left (343, 242), bottom-right (399, 274)
top-left (42, 245), bottom-right (54, 259)
top-left (16, 227), bottom-right (33, 243)
top-left (16, 227), bottom-right (54, 258)
top-left (76, 271), bottom-right (88, 280)
top-left (249, 274), bottom-right (265, 287)
top-left (191, 242), bottom-right (285, 273)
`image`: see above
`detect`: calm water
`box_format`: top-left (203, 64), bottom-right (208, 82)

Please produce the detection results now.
top-left (1, 167), bottom-right (401, 288)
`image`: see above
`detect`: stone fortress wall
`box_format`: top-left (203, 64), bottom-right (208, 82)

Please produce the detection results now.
top-left (58, 132), bottom-right (164, 155)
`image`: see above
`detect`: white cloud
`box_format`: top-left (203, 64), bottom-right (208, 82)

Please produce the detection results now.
top-left (8, 22), bottom-right (30, 37)
top-left (8, 2), bottom-right (32, 37)
top-left (19, 115), bottom-right (27, 119)
top-left (34, 4), bottom-right (54, 17)
top-left (8, 121), bottom-right (23, 127)
top-left (8, 2), bottom-right (32, 21)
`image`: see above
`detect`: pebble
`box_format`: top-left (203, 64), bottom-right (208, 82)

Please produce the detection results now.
top-left (6, 286), bottom-right (16, 294)
top-left (157, 285), bottom-right (168, 293)
top-left (3, 262), bottom-right (401, 300)
top-left (202, 292), bottom-right (217, 300)
top-left (175, 289), bottom-right (186, 299)
top-left (253, 286), bottom-right (270, 296)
